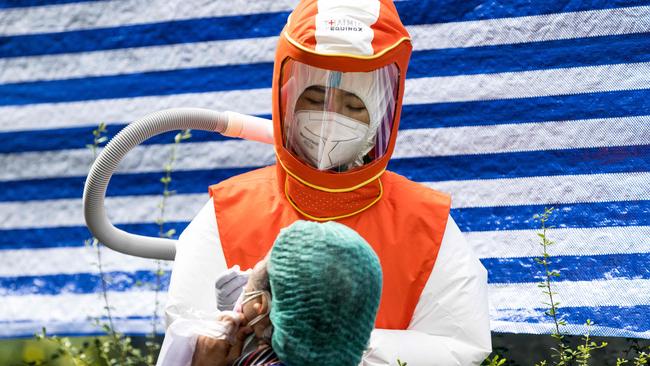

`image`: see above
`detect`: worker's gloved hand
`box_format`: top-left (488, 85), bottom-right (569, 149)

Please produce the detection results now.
top-left (215, 265), bottom-right (250, 311)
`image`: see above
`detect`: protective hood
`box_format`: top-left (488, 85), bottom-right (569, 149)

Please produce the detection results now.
top-left (272, 0), bottom-right (412, 193)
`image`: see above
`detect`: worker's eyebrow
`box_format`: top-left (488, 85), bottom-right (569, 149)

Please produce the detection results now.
top-left (305, 85), bottom-right (326, 94)
top-left (305, 85), bottom-right (361, 99)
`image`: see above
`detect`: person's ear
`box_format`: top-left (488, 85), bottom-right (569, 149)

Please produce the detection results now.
top-left (253, 294), bottom-right (269, 315)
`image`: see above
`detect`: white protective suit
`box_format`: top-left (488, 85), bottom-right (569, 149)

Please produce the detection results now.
top-left (165, 199), bottom-right (492, 365)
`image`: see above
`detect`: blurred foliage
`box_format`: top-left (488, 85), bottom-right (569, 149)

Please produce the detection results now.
top-left (0, 333), bottom-right (647, 365)
top-left (0, 333), bottom-right (163, 366)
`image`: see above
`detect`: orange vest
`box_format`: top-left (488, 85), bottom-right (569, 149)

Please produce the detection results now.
top-left (209, 166), bottom-right (450, 330)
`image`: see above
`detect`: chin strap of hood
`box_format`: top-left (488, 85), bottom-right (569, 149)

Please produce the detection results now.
top-left (272, 0), bottom-right (412, 221)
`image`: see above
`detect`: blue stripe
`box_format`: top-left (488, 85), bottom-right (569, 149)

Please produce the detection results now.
top-left (0, 315), bottom-right (152, 324)
top-left (3, 252), bottom-right (649, 296)
top-left (4, 1), bottom-right (650, 59)
top-left (0, 222), bottom-right (189, 250)
top-left (0, 167), bottom-right (258, 202)
top-left (2, 331), bottom-right (161, 340)
top-left (389, 145), bottom-right (650, 182)
top-left (483, 253), bottom-right (650, 284)
top-left (2, 144), bottom-right (648, 202)
top-left (0, 316), bottom-right (163, 339)
top-left (0, 125), bottom-right (227, 154)
top-left (453, 200), bottom-right (650, 232)
top-left (0, 88), bottom-right (648, 154)
top-left (3, 32), bottom-right (650, 106)
top-left (401, 89), bottom-right (650, 129)
top-left (495, 305), bottom-right (650, 333)
top-left (0, 63), bottom-right (273, 107)
top-left (0, 115), bottom-right (271, 154)
top-left (0, 201), bottom-right (647, 251)
top-left (408, 32), bottom-right (650, 78)
top-left (0, 0), bottom-right (102, 9)
top-left (0, 12), bottom-right (289, 58)
top-left (395, 0), bottom-right (650, 25)
top-left (0, 270), bottom-right (170, 296)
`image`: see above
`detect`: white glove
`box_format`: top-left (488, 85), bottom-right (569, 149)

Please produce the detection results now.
top-left (156, 311), bottom-right (241, 366)
top-left (215, 265), bottom-right (250, 311)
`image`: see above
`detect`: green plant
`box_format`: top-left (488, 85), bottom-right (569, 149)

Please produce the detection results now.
top-left (484, 355), bottom-right (508, 366)
top-left (534, 207), bottom-right (572, 365)
top-left (84, 123), bottom-right (121, 352)
top-left (532, 207), bottom-right (609, 366)
top-left (574, 320), bottom-right (607, 365)
top-left (617, 352), bottom-right (649, 366)
top-left (28, 126), bottom-right (192, 366)
top-left (480, 206), bottom-right (650, 365)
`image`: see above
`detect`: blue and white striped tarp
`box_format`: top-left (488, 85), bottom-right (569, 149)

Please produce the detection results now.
top-left (0, 0), bottom-right (649, 339)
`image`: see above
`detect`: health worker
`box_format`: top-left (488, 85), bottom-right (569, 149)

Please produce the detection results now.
top-left (165, 0), bottom-right (492, 364)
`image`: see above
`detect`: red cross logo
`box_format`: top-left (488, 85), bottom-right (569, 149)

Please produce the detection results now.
top-left (327, 19), bottom-right (335, 26)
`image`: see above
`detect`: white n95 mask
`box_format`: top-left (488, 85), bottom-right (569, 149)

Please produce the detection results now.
top-left (294, 110), bottom-right (370, 171)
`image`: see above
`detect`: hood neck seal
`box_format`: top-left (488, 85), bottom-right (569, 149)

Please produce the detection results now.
top-left (277, 161), bottom-right (383, 221)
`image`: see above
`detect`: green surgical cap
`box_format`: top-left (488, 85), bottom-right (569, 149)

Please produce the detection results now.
top-left (268, 220), bottom-right (382, 366)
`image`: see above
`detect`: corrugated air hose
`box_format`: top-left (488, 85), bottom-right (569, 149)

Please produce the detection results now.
top-left (83, 108), bottom-right (273, 260)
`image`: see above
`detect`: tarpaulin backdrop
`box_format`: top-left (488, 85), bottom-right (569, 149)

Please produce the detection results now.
top-left (0, 0), bottom-right (649, 339)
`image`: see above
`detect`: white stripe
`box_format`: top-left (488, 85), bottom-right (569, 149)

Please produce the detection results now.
top-left (0, 193), bottom-right (206, 229)
top-left (0, 37), bottom-right (278, 84)
top-left (0, 247), bottom-right (172, 277)
top-left (4, 7), bottom-right (649, 84)
top-left (0, 317), bottom-right (166, 338)
top-left (2, 114), bottom-right (645, 182)
top-left (405, 61), bottom-right (650, 104)
top-left (424, 172), bottom-right (650, 208)
top-left (2, 305), bottom-right (648, 339)
top-left (0, 2), bottom-right (644, 42)
top-left (410, 6), bottom-right (650, 50)
top-left (3, 280), bottom-right (648, 336)
top-left (4, 226), bottom-right (648, 278)
top-left (0, 89), bottom-right (271, 133)
top-left (0, 0), bottom-right (298, 36)
top-left (393, 115), bottom-right (650, 158)
top-left (489, 279), bottom-right (650, 309)
top-left (0, 139), bottom-right (275, 181)
top-left (1, 171), bottom-right (646, 229)
top-left (4, 59), bottom-right (650, 132)
top-left (490, 320), bottom-right (650, 339)
top-left (464, 226), bottom-right (650, 259)
top-left (0, 290), bottom-right (167, 333)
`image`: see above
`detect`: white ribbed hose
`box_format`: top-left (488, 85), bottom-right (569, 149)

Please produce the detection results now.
top-left (83, 108), bottom-right (273, 260)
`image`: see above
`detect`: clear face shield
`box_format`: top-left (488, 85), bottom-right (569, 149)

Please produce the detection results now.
top-left (280, 59), bottom-right (399, 172)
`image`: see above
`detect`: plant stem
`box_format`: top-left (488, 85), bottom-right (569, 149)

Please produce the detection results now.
top-left (96, 243), bottom-right (118, 343)
top-left (539, 209), bottom-right (562, 337)
top-left (148, 129), bottom-right (191, 360)
top-left (89, 124), bottom-right (122, 351)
